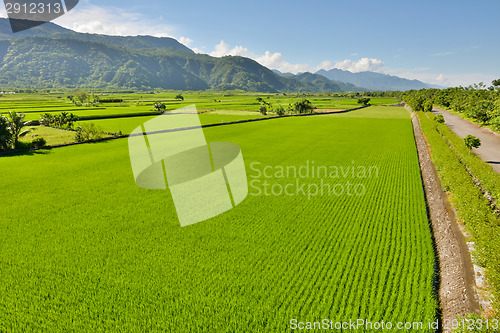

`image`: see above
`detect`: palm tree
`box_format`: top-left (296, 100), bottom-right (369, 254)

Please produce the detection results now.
top-left (7, 111), bottom-right (31, 148)
top-left (60, 112), bottom-right (69, 127)
top-left (66, 113), bottom-right (79, 129)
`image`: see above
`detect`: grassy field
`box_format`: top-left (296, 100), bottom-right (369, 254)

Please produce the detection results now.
top-left (1, 93), bottom-right (397, 121)
top-left (0, 105), bottom-right (437, 331)
top-left (20, 126), bottom-right (78, 146)
top-left (77, 113), bottom-right (266, 135)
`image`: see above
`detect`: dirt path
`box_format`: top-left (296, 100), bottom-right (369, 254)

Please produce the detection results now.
top-left (432, 108), bottom-right (500, 174)
top-left (412, 114), bottom-right (481, 330)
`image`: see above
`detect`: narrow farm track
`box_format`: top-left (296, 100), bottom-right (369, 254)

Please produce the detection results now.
top-left (432, 107), bottom-right (500, 174)
top-left (411, 113), bottom-right (481, 329)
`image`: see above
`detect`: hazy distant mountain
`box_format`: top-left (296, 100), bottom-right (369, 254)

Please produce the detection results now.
top-left (0, 18), bottom-right (366, 92)
top-left (316, 68), bottom-right (430, 91)
top-left (272, 69), bottom-right (295, 78)
top-left (293, 72), bottom-right (361, 92)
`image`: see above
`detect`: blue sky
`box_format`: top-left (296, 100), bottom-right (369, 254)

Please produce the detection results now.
top-left (2, 0), bottom-right (499, 86)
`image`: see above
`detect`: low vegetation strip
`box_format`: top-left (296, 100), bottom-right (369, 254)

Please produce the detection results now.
top-left (431, 118), bottom-right (500, 208)
top-left (418, 112), bottom-right (500, 319)
top-left (412, 113), bottom-right (480, 324)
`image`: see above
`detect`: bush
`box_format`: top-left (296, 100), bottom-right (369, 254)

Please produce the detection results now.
top-left (434, 114), bottom-right (445, 124)
top-left (0, 115), bottom-right (11, 150)
top-left (423, 100), bottom-right (433, 112)
top-left (357, 97), bottom-right (371, 106)
top-left (31, 137), bottom-right (46, 149)
top-left (275, 105), bottom-right (286, 117)
top-left (292, 99), bottom-right (315, 114)
top-left (154, 102), bottom-right (166, 114)
top-left (14, 141), bottom-right (32, 150)
top-left (464, 134), bottom-right (481, 151)
top-left (75, 123), bottom-right (105, 142)
top-left (490, 116), bottom-right (500, 132)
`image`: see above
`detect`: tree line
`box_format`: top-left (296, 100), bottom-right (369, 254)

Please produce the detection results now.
top-left (399, 79), bottom-right (500, 131)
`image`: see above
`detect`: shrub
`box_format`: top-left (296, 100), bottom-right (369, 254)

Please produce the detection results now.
top-left (464, 135), bottom-right (481, 152)
top-left (154, 102), bottom-right (166, 114)
top-left (434, 114), bottom-right (445, 124)
top-left (275, 105), bottom-right (286, 117)
top-left (0, 115), bottom-right (11, 150)
top-left (259, 105), bottom-right (267, 115)
top-left (292, 99), bottom-right (315, 114)
top-left (14, 141), bottom-right (32, 150)
top-left (31, 137), bottom-right (46, 149)
top-left (490, 116), bottom-right (500, 132)
top-left (75, 123), bottom-right (105, 142)
top-left (357, 97), bottom-right (371, 106)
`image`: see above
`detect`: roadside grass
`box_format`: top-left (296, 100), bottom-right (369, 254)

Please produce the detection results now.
top-left (418, 112), bottom-right (500, 318)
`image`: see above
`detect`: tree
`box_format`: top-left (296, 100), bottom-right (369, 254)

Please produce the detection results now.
top-left (6, 111), bottom-right (31, 148)
top-left (256, 97), bottom-right (263, 103)
top-left (59, 112), bottom-right (69, 127)
top-left (357, 97), bottom-right (371, 106)
top-left (259, 105), bottom-right (267, 115)
top-left (292, 99), bottom-right (315, 114)
top-left (464, 135), bottom-right (481, 155)
top-left (423, 100), bottom-right (433, 112)
top-left (0, 115), bottom-right (12, 150)
top-left (75, 90), bottom-right (88, 103)
top-left (275, 105), bottom-right (286, 117)
top-left (154, 102), bottom-right (166, 114)
top-left (434, 114), bottom-right (445, 124)
top-left (66, 113), bottom-right (79, 129)
top-left (175, 94), bottom-right (184, 101)
top-left (40, 113), bottom-right (55, 126)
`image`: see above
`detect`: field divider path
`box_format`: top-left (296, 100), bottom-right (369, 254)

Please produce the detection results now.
top-left (411, 113), bottom-right (481, 330)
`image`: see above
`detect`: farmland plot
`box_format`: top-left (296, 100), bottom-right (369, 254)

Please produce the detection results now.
top-left (0, 106), bottom-right (436, 331)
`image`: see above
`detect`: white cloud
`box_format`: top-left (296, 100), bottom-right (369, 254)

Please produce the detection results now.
top-left (191, 47), bottom-right (205, 54)
top-left (206, 41), bottom-right (313, 73)
top-left (5, 5), bottom-right (493, 89)
top-left (436, 74), bottom-right (446, 83)
top-left (53, 4), bottom-right (177, 38)
top-left (255, 51), bottom-right (312, 73)
top-left (179, 37), bottom-right (194, 47)
top-left (209, 40), bottom-right (253, 57)
top-left (316, 60), bottom-right (334, 71)
top-left (334, 58), bottom-right (385, 73)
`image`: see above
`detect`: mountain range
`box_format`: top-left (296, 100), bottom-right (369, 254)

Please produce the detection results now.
top-left (0, 18), bottom-right (432, 92)
top-left (316, 68), bottom-right (430, 91)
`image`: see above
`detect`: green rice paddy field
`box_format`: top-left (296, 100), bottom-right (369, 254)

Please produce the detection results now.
top-left (0, 98), bottom-right (437, 331)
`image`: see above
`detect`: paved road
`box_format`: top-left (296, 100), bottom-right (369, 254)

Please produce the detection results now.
top-left (432, 108), bottom-right (500, 174)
